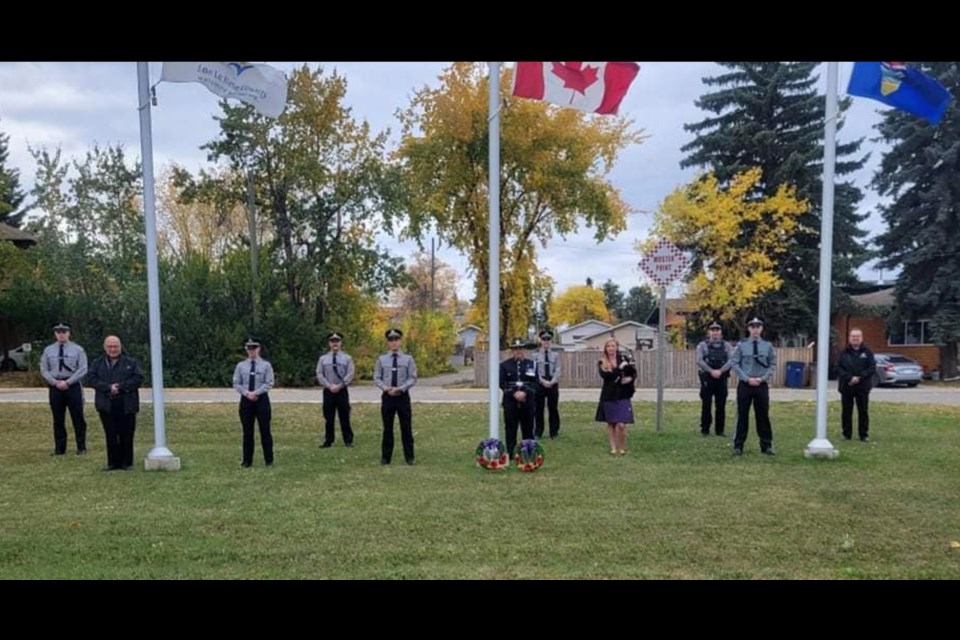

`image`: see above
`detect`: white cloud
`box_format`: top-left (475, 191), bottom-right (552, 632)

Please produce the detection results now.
top-left (0, 61), bottom-right (897, 297)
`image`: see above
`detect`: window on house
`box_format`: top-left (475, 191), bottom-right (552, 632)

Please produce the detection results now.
top-left (888, 320), bottom-right (934, 346)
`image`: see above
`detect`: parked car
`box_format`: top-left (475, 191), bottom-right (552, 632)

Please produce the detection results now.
top-left (0, 345), bottom-right (30, 372)
top-left (873, 353), bottom-right (923, 387)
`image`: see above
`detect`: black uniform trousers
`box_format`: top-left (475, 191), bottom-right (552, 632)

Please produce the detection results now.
top-left (535, 383), bottom-right (560, 438)
top-left (381, 392), bottom-right (414, 463)
top-left (98, 400), bottom-right (136, 469)
top-left (699, 373), bottom-right (728, 435)
top-left (240, 395), bottom-right (273, 465)
top-left (841, 388), bottom-right (870, 439)
top-left (322, 388), bottom-right (354, 445)
top-left (503, 394), bottom-right (534, 457)
top-left (734, 381), bottom-right (772, 451)
top-left (49, 383), bottom-right (87, 453)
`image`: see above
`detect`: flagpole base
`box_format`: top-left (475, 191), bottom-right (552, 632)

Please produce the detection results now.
top-left (804, 438), bottom-right (840, 459)
top-left (144, 447), bottom-right (181, 471)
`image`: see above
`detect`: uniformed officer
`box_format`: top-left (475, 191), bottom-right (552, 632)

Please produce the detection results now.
top-left (232, 338), bottom-right (275, 467)
top-left (374, 328), bottom-right (418, 465)
top-left (730, 317), bottom-right (777, 456)
top-left (39, 322), bottom-right (88, 456)
top-left (696, 322), bottom-right (734, 437)
top-left (533, 330), bottom-right (562, 439)
top-left (316, 332), bottom-right (355, 448)
top-left (500, 338), bottom-right (537, 458)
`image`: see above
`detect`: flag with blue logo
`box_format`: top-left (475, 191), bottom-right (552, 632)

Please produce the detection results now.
top-left (847, 62), bottom-right (952, 125)
top-left (160, 62), bottom-right (288, 119)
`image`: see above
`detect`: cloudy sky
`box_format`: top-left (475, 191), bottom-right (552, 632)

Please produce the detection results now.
top-left (0, 62), bottom-right (894, 301)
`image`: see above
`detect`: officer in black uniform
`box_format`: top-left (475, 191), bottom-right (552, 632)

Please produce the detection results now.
top-left (730, 317), bottom-right (777, 456)
top-left (695, 322), bottom-right (734, 436)
top-left (499, 338), bottom-right (537, 458)
top-left (533, 330), bottom-right (562, 439)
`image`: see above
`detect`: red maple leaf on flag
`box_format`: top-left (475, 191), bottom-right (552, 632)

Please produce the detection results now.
top-left (550, 62), bottom-right (599, 95)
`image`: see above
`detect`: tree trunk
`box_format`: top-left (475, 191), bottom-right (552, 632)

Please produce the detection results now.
top-left (940, 342), bottom-right (959, 379)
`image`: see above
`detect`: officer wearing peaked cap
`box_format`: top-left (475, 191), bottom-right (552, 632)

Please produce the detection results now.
top-left (233, 337), bottom-right (275, 467)
top-left (316, 332), bottom-right (355, 448)
top-left (533, 330), bottom-right (562, 439)
top-left (40, 322), bottom-right (89, 456)
top-left (695, 321), bottom-right (734, 437)
top-left (730, 317), bottom-right (777, 456)
top-left (374, 328), bottom-right (418, 465)
top-left (500, 338), bottom-right (537, 458)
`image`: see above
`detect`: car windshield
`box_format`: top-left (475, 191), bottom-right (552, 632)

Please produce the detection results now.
top-left (886, 356), bottom-right (916, 364)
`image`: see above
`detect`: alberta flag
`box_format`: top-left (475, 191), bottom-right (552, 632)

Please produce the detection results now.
top-left (512, 62), bottom-right (640, 115)
top-left (160, 62), bottom-right (289, 119)
top-left (847, 62), bottom-right (952, 125)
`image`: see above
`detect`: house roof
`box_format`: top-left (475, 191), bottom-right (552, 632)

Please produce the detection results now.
top-left (457, 324), bottom-right (482, 334)
top-left (0, 222), bottom-right (37, 244)
top-left (577, 320), bottom-right (657, 342)
top-left (559, 319), bottom-right (612, 334)
top-left (850, 287), bottom-right (895, 307)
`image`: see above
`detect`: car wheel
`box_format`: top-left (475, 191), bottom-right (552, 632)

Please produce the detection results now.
top-left (0, 359), bottom-right (13, 372)
top-left (871, 373), bottom-right (881, 388)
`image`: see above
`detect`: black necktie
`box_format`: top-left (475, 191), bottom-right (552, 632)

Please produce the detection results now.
top-left (248, 360), bottom-right (256, 392)
top-left (544, 350), bottom-right (551, 379)
top-left (58, 344), bottom-right (65, 372)
top-left (391, 353), bottom-right (399, 387)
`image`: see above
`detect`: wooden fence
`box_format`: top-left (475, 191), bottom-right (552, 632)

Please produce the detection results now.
top-left (474, 348), bottom-right (814, 389)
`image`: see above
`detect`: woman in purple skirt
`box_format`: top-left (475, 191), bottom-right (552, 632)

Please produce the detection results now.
top-left (595, 338), bottom-right (636, 455)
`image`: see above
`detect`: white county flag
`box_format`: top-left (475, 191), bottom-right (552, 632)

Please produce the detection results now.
top-left (512, 62), bottom-right (639, 115)
top-left (160, 62), bottom-right (289, 118)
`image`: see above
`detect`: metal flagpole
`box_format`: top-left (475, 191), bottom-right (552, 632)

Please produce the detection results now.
top-left (487, 62), bottom-right (501, 441)
top-left (137, 62), bottom-right (180, 471)
top-left (805, 61), bottom-right (840, 459)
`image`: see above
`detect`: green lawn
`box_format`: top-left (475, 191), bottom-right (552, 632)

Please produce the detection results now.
top-left (1, 401), bottom-right (959, 579)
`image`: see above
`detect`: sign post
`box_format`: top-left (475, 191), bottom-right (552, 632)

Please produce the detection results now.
top-left (639, 238), bottom-right (690, 432)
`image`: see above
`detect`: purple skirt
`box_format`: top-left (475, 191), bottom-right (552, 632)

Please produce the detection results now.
top-left (596, 399), bottom-right (634, 424)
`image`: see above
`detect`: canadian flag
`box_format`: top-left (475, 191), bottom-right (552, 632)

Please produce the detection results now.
top-left (511, 62), bottom-right (640, 115)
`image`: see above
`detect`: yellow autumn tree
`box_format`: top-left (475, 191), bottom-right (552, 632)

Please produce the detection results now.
top-left (651, 168), bottom-right (808, 329)
top-left (394, 62), bottom-right (643, 348)
top-left (548, 285), bottom-right (613, 326)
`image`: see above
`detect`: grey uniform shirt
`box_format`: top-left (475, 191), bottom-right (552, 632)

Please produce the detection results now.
top-left (40, 341), bottom-right (88, 386)
top-left (533, 348), bottom-right (561, 385)
top-left (374, 351), bottom-right (418, 392)
top-left (316, 350), bottom-right (355, 388)
top-left (730, 338), bottom-right (777, 383)
top-left (696, 339), bottom-right (735, 374)
top-left (233, 357), bottom-right (275, 397)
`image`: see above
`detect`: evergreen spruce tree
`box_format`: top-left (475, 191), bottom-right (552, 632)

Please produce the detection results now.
top-left (874, 61), bottom-right (960, 377)
top-left (0, 120), bottom-right (27, 228)
top-left (682, 62), bottom-right (870, 339)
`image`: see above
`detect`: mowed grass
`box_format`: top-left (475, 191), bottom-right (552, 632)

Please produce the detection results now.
top-left (1, 400), bottom-right (959, 579)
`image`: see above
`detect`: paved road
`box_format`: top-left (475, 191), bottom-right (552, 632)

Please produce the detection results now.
top-left (2, 380), bottom-right (957, 405)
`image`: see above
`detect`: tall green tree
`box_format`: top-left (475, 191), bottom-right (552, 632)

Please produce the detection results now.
top-left (874, 61), bottom-right (960, 378)
top-left (601, 280), bottom-right (625, 321)
top-left (622, 285), bottom-right (657, 324)
top-left (199, 64), bottom-right (407, 326)
top-left (393, 62), bottom-right (642, 347)
top-left (0, 120), bottom-right (27, 227)
top-left (681, 62), bottom-right (870, 339)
